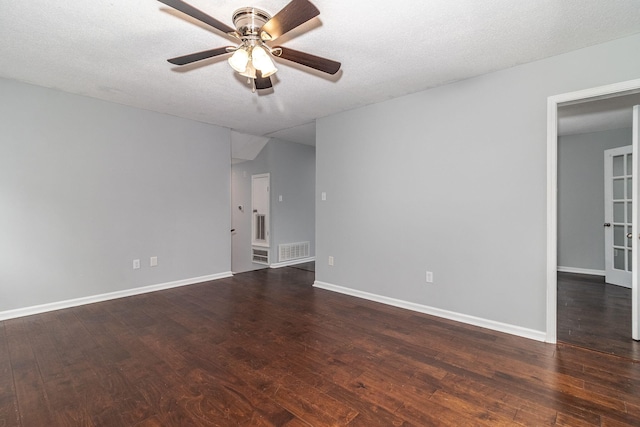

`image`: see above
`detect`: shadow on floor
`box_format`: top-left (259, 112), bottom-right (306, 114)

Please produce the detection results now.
top-left (290, 261), bottom-right (315, 272)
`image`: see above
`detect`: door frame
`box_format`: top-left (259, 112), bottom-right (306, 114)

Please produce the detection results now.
top-left (546, 78), bottom-right (640, 343)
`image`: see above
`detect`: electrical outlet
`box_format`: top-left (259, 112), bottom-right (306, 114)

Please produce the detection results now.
top-left (426, 271), bottom-right (434, 283)
top-left (328, 256), bottom-right (334, 266)
top-left (150, 256), bottom-right (158, 267)
top-left (321, 192), bottom-right (327, 201)
top-left (133, 259), bottom-right (140, 270)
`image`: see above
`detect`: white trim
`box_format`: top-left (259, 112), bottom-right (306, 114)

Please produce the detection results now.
top-left (270, 257), bottom-right (315, 269)
top-left (557, 266), bottom-right (605, 276)
top-left (0, 272), bottom-right (233, 321)
top-left (547, 78), bottom-right (640, 345)
top-left (633, 105), bottom-right (639, 340)
top-left (314, 281), bottom-right (546, 342)
top-left (547, 95), bottom-right (559, 344)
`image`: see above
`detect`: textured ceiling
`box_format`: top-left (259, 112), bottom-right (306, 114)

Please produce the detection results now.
top-left (1, 0), bottom-right (640, 144)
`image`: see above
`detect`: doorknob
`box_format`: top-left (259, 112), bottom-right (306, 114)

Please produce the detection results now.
top-left (604, 223), bottom-right (612, 227)
top-left (628, 233), bottom-right (633, 239)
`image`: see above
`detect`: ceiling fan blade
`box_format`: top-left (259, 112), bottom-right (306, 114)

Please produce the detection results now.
top-left (158, 0), bottom-right (236, 35)
top-left (260, 0), bottom-right (319, 41)
top-left (275, 46), bottom-right (341, 75)
top-left (254, 71), bottom-right (273, 90)
top-left (168, 47), bottom-right (231, 65)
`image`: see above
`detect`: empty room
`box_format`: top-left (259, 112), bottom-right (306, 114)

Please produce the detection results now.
top-left (1, 0), bottom-right (640, 425)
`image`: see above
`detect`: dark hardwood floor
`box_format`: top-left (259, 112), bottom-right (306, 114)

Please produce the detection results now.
top-left (1, 267), bottom-right (640, 426)
top-left (557, 272), bottom-right (640, 361)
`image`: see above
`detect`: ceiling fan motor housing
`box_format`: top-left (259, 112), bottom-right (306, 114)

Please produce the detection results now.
top-left (232, 7), bottom-right (271, 38)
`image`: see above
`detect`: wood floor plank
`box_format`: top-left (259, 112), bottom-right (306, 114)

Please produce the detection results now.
top-left (22, 314), bottom-right (67, 382)
top-left (438, 373), bottom-right (521, 422)
top-left (1, 266), bottom-right (639, 425)
top-left (19, 313), bottom-right (95, 426)
top-left (428, 389), bottom-right (517, 426)
top-left (220, 345), bottom-right (359, 425)
top-left (134, 416), bottom-right (165, 427)
top-left (395, 400), bottom-right (487, 427)
top-left (324, 383), bottom-right (412, 427)
top-left (44, 310), bottom-right (129, 426)
top-left (602, 414), bottom-right (640, 427)
top-left (0, 323), bottom-right (20, 427)
top-left (555, 411), bottom-right (600, 426)
top-left (218, 358), bottom-right (302, 425)
top-left (5, 318), bottom-right (56, 426)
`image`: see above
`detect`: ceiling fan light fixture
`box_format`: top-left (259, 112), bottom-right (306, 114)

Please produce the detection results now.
top-left (228, 47), bottom-right (249, 72)
top-left (251, 45), bottom-right (277, 78)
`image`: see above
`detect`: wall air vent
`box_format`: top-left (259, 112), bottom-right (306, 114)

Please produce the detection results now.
top-left (252, 248), bottom-right (269, 265)
top-left (255, 214), bottom-right (266, 241)
top-left (278, 242), bottom-right (310, 262)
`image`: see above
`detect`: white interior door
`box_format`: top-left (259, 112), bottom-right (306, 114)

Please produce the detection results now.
top-left (632, 105), bottom-right (640, 340)
top-left (604, 145), bottom-right (633, 288)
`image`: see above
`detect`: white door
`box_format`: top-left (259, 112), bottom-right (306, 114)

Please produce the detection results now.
top-left (632, 105), bottom-right (640, 340)
top-left (251, 173), bottom-right (270, 247)
top-left (604, 145), bottom-right (633, 288)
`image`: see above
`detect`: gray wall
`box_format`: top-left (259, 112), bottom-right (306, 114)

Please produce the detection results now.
top-left (0, 78), bottom-right (231, 312)
top-left (232, 139), bottom-right (315, 273)
top-left (558, 128), bottom-right (632, 272)
top-left (316, 33), bottom-right (640, 334)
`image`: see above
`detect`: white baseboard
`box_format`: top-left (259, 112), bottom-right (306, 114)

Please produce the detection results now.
top-left (313, 281), bottom-right (546, 342)
top-left (270, 257), bottom-right (315, 269)
top-left (557, 266), bottom-right (605, 276)
top-left (0, 272), bottom-right (233, 321)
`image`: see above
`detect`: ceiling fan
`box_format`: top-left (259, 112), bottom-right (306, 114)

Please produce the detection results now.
top-left (158, 0), bottom-right (341, 92)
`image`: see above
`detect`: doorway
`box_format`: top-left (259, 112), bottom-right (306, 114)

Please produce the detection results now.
top-left (230, 138), bottom-right (317, 274)
top-left (547, 78), bottom-right (640, 345)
